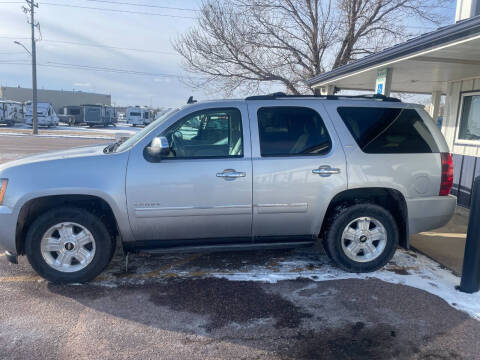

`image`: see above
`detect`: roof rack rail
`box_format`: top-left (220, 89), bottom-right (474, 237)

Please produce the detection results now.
top-left (245, 92), bottom-right (401, 102)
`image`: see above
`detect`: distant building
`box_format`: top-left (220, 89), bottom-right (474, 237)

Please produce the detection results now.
top-left (0, 86), bottom-right (111, 113)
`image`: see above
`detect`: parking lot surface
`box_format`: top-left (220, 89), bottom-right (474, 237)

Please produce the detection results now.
top-left (1, 133), bottom-right (480, 360)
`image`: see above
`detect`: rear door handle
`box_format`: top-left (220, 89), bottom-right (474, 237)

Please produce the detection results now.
top-left (312, 166), bottom-right (341, 177)
top-left (216, 169), bottom-right (246, 179)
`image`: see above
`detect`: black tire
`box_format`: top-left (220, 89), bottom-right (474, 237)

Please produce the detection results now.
top-left (324, 203), bottom-right (398, 272)
top-left (25, 207), bottom-right (114, 283)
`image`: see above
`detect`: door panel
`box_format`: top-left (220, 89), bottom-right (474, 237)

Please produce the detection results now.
top-left (126, 158), bottom-right (252, 241)
top-left (248, 101), bottom-right (348, 239)
top-left (126, 105), bottom-right (252, 242)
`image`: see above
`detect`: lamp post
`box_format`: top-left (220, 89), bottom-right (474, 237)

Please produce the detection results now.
top-left (14, 39), bottom-right (38, 135)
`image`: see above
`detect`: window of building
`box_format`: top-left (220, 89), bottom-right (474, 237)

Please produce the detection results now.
top-left (257, 106), bottom-right (331, 157)
top-left (337, 107), bottom-right (439, 153)
top-left (457, 92), bottom-right (480, 141)
top-left (160, 108), bottom-right (243, 158)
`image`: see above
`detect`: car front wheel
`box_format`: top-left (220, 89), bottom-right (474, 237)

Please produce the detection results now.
top-left (25, 207), bottom-right (114, 283)
top-left (324, 204), bottom-right (398, 272)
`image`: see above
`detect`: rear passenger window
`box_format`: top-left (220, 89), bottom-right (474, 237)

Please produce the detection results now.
top-left (337, 107), bottom-right (439, 153)
top-left (257, 107), bottom-right (331, 156)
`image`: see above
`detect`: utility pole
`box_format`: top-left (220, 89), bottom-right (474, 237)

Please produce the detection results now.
top-left (18, 1), bottom-right (39, 135)
top-left (29, 0), bottom-right (38, 135)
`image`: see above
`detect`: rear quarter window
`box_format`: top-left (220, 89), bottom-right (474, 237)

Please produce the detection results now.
top-left (257, 106), bottom-right (332, 157)
top-left (337, 107), bottom-right (439, 153)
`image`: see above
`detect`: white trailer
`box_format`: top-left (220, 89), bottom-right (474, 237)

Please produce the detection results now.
top-left (0, 100), bottom-right (23, 126)
top-left (126, 106), bottom-right (153, 127)
top-left (25, 102), bottom-right (59, 127)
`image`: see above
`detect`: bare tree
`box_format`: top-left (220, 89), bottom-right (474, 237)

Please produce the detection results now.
top-left (174, 0), bottom-right (449, 95)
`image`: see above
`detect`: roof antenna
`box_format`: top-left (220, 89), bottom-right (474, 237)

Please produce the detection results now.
top-left (187, 96), bottom-right (197, 104)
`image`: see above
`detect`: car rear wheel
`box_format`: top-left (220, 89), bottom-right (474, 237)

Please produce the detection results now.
top-left (25, 207), bottom-right (114, 283)
top-left (324, 204), bottom-right (398, 272)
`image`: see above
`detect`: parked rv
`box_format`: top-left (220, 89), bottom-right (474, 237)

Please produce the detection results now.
top-left (126, 106), bottom-right (152, 126)
top-left (117, 112), bottom-right (126, 122)
top-left (58, 105), bottom-right (84, 126)
top-left (104, 105), bottom-right (117, 125)
top-left (81, 104), bottom-right (116, 127)
top-left (0, 100), bottom-right (23, 126)
top-left (25, 102), bottom-right (59, 127)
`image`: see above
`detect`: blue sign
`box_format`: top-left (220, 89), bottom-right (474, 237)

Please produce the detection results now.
top-left (377, 83), bottom-right (383, 94)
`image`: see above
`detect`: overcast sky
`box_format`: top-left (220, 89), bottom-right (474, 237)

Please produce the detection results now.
top-left (0, 0), bottom-right (457, 108)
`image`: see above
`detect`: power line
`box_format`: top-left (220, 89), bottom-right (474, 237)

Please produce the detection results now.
top-left (39, 39), bottom-right (177, 55)
top-left (82, 0), bottom-right (199, 12)
top-left (40, 2), bottom-right (197, 18)
top-left (0, 36), bottom-right (178, 55)
top-left (0, 59), bottom-right (30, 62)
top-left (47, 60), bottom-right (182, 77)
top-left (0, 36), bottom-right (30, 40)
top-left (0, 60), bottom-right (188, 78)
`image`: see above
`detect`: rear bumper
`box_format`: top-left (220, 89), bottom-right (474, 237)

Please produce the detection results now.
top-left (407, 195), bottom-right (457, 234)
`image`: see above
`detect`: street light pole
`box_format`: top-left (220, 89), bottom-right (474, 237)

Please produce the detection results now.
top-left (30, 0), bottom-right (38, 135)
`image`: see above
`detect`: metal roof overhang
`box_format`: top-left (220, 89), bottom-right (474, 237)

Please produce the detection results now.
top-left (308, 16), bottom-right (480, 95)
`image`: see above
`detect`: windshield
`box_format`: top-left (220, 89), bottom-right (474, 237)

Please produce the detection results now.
top-left (116, 108), bottom-right (180, 152)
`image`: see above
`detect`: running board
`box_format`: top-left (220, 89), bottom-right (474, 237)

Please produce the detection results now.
top-left (137, 241), bottom-right (314, 255)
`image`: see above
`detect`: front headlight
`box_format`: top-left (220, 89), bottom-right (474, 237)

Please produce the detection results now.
top-left (0, 179), bottom-right (8, 205)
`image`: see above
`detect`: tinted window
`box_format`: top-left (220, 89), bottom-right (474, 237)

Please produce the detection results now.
top-left (458, 94), bottom-right (480, 141)
top-left (257, 107), bottom-right (331, 156)
top-left (160, 108), bottom-right (243, 158)
top-left (337, 107), bottom-right (439, 153)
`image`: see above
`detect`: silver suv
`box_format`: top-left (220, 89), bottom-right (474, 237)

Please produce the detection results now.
top-left (0, 93), bottom-right (456, 283)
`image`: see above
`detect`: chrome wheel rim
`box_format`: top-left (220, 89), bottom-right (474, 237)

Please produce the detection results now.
top-left (341, 217), bottom-right (387, 263)
top-left (40, 222), bottom-right (96, 273)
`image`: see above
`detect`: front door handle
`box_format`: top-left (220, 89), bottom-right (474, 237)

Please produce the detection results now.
top-left (216, 169), bottom-right (246, 179)
top-left (312, 165), bottom-right (341, 177)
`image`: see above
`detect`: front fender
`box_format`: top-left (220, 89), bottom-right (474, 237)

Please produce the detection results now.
top-left (1, 150), bottom-right (135, 252)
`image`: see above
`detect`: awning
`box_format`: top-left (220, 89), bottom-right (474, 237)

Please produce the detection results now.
top-left (308, 16), bottom-right (480, 95)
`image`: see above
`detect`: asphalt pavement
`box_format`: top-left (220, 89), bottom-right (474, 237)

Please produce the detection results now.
top-left (1, 132), bottom-right (479, 360)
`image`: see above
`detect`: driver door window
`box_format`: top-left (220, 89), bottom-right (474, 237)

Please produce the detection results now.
top-left (162, 108), bottom-right (243, 158)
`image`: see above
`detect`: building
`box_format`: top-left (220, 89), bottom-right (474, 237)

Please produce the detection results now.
top-left (308, 0), bottom-right (480, 208)
top-left (0, 86), bottom-right (111, 114)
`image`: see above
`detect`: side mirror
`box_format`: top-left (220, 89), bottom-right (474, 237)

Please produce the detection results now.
top-left (147, 136), bottom-right (170, 157)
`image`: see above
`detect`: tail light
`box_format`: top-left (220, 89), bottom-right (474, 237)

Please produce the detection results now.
top-left (440, 152), bottom-right (454, 196)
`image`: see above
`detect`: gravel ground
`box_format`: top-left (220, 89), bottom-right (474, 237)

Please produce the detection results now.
top-left (2, 253), bottom-right (480, 360)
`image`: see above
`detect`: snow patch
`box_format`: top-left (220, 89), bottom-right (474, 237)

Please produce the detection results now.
top-left (0, 132), bottom-right (115, 140)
